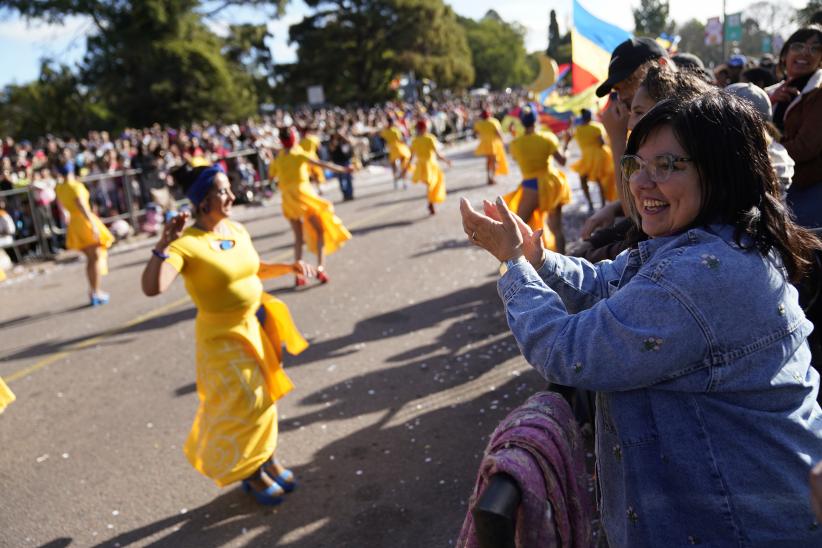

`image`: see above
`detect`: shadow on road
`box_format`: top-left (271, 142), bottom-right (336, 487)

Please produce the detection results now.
top-left (0, 304), bottom-right (90, 330)
top-left (90, 370), bottom-right (542, 548)
top-left (0, 306), bottom-right (196, 363)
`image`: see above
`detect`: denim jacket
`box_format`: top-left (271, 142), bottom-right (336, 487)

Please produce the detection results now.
top-left (498, 225), bottom-right (822, 547)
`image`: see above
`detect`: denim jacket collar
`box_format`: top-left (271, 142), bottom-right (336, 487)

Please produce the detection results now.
top-left (635, 224), bottom-right (747, 264)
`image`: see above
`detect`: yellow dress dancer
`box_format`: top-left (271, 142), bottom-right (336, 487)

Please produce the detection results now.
top-left (568, 109), bottom-right (616, 211)
top-left (0, 377), bottom-right (15, 413)
top-left (505, 108), bottom-right (571, 253)
top-left (55, 169), bottom-right (115, 306)
top-left (142, 164), bottom-right (309, 505)
top-left (270, 127), bottom-right (352, 286)
top-left (407, 119), bottom-right (451, 215)
top-left (380, 121), bottom-right (411, 187)
top-left (473, 111), bottom-right (509, 184)
top-left (299, 131), bottom-right (327, 187)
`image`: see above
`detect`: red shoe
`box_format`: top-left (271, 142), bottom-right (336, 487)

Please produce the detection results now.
top-left (295, 274), bottom-right (307, 287)
top-left (316, 269), bottom-right (330, 284)
top-left (427, 202), bottom-right (436, 215)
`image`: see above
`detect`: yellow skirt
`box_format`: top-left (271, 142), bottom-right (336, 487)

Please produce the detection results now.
top-left (504, 168), bottom-right (572, 252)
top-left (281, 182), bottom-right (352, 255)
top-left (388, 142), bottom-right (411, 165)
top-left (475, 139), bottom-right (509, 176)
top-left (0, 377), bottom-right (15, 413)
top-left (185, 293), bottom-right (306, 487)
top-left (66, 213), bottom-right (115, 274)
top-left (571, 145), bottom-right (617, 201)
top-left (412, 159), bottom-right (446, 204)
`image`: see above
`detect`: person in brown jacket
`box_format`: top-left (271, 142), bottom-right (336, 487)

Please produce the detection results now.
top-left (767, 24), bottom-right (822, 228)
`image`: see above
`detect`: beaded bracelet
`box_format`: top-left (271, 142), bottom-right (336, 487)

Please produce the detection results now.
top-left (152, 248), bottom-right (170, 260)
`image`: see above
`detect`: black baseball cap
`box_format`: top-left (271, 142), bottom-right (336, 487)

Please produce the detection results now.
top-left (595, 37), bottom-right (668, 97)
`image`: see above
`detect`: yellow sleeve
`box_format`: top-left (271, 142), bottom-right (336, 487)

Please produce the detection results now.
top-left (166, 234), bottom-right (195, 273)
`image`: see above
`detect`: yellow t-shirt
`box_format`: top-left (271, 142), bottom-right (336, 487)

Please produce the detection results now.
top-left (574, 122), bottom-right (606, 148)
top-left (54, 179), bottom-right (89, 216)
top-left (410, 133), bottom-right (439, 162)
top-left (166, 220), bottom-right (262, 314)
top-left (269, 148), bottom-right (311, 188)
top-left (473, 118), bottom-right (502, 142)
top-left (299, 135), bottom-right (321, 158)
top-left (380, 127), bottom-right (404, 146)
top-left (510, 131), bottom-right (559, 178)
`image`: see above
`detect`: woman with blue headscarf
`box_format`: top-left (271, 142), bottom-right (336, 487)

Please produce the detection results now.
top-left (141, 164), bottom-right (312, 505)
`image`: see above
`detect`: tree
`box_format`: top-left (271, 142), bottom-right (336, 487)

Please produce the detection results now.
top-left (633, 0), bottom-right (671, 37)
top-left (676, 18), bottom-right (722, 66)
top-left (0, 0), bottom-right (289, 130)
top-left (796, 0), bottom-right (822, 25)
top-left (0, 60), bottom-right (111, 139)
top-left (223, 23), bottom-right (276, 105)
top-left (459, 11), bottom-right (534, 89)
top-left (278, 0), bottom-right (473, 104)
top-left (547, 9), bottom-right (561, 57)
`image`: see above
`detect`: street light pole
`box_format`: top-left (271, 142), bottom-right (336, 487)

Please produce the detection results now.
top-left (722, 0), bottom-right (727, 61)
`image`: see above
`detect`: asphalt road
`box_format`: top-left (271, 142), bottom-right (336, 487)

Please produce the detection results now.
top-left (0, 140), bottom-right (595, 548)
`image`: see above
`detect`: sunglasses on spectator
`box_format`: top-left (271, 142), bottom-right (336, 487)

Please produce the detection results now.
top-left (620, 154), bottom-right (693, 183)
top-left (788, 42), bottom-right (822, 55)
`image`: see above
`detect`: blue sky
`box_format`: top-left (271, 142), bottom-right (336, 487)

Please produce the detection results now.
top-left (0, 0), bottom-right (806, 87)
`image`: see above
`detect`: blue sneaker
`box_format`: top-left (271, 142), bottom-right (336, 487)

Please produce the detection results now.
top-left (90, 292), bottom-right (110, 307)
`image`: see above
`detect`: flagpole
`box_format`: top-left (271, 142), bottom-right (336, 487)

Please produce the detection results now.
top-left (722, 0), bottom-right (727, 61)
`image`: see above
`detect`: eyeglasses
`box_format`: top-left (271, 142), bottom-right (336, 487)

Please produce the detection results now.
top-left (620, 154), bottom-right (692, 183)
top-left (788, 42), bottom-right (822, 55)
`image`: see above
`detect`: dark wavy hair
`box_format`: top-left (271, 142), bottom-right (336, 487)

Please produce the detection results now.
top-left (623, 89), bottom-right (821, 282)
top-left (641, 64), bottom-right (712, 103)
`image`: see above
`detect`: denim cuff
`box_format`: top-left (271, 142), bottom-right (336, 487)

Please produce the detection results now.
top-left (498, 259), bottom-right (543, 303)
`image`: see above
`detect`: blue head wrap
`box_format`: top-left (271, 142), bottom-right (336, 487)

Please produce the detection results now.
top-left (519, 107), bottom-right (537, 127)
top-left (186, 165), bottom-right (224, 207)
top-left (57, 161), bottom-right (75, 176)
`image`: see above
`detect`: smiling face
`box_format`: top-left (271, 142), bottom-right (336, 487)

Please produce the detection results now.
top-left (628, 125), bottom-right (702, 238)
top-left (784, 35), bottom-right (822, 80)
top-left (200, 172), bottom-right (234, 220)
top-left (628, 85), bottom-right (657, 131)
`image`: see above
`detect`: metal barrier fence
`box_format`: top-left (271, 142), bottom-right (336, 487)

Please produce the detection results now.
top-left (0, 132), bottom-right (473, 264)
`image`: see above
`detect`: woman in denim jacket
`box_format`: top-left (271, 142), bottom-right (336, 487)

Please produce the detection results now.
top-left (461, 90), bottom-right (822, 547)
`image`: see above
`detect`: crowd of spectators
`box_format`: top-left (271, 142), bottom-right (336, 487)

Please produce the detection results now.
top-left (0, 91), bottom-right (526, 264)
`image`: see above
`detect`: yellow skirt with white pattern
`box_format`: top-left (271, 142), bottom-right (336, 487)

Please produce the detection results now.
top-left (504, 167), bottom-right (572, 251)
top-left (185, 294), bottom-right (307, 487)
top-left (571, 145), bottom-right (617, 201)
top-left (280, 181), bottom-right (352, 255)
top-left (412, 159), bottom-right (446, 204)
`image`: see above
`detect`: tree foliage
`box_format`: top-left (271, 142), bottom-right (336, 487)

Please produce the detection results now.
top-left (0, 60), bottom-right (111, 138)
top-left (633, 0), bottom-right (671, 37)
top-left (458, 11), bottom-right (534, 89)
top-left (0, 0), bottom-right (283, 130)
top-left (797, 0), bottom-right (822, 25)
top-left (278, 0), bottom-right (472, 104)
top-left (676, 19), bottom-right (722, 67)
